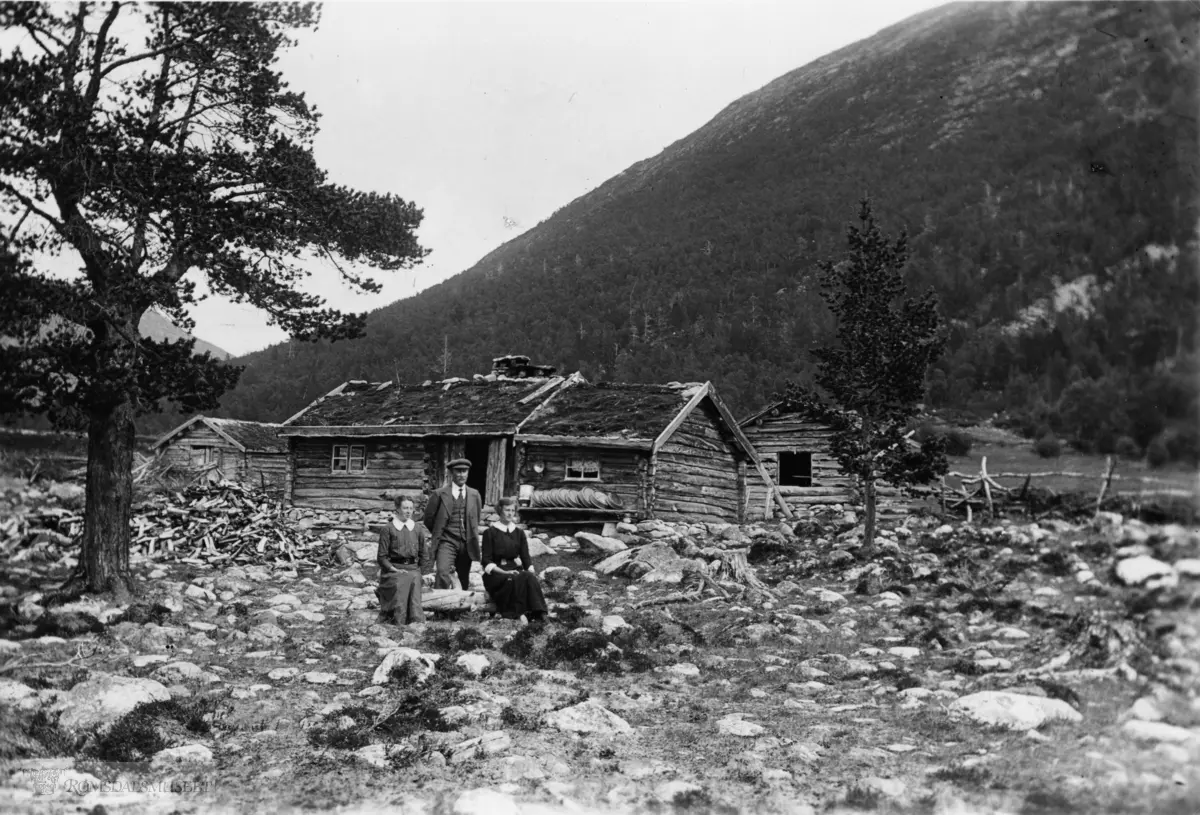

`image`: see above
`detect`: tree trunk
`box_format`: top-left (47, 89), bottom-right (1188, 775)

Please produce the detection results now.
top-left (862, 477), bottom-right (877, 555)
top-left (65, 396), bottom-right (137, 602)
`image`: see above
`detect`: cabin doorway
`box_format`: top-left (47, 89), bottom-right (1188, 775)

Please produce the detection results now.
top-left (463, 439), bottom-right (490, 496)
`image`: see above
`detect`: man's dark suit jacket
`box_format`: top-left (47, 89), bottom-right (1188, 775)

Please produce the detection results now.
top-left (423, 484), bottom-right (483, 561)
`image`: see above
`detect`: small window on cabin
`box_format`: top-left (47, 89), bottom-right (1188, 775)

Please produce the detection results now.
top-left (565, 457), bottom-right (601, 481)
top-left (778, 452), bottom-right (813, 487)
top-left (332, 444), bottom-right (367, 473)
top-left (192, 447), bottom-right (219, 466)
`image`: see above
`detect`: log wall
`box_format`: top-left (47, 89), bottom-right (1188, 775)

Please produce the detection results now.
top-left (244, 452), bottom-right (290, 497)
top-left (516, 443), bottom-right (647, 514)
top-left (653, 401), bottom-right (743, 524)
top-left (290, 437), bottom-right (429, 511)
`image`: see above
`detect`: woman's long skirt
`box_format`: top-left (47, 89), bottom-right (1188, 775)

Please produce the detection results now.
top-left (377, 565), bottom-right (423, 624)
top-left (482, 569), bottom-right (547, 619)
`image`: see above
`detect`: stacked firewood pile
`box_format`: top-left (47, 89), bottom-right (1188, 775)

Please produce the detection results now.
top-left (131, 481), bottom-right (326, 566)
top-left (2, 481), bottom-right (328, 569)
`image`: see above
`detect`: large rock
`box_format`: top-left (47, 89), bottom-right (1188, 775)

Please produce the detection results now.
top-left (1114, 556), bottom-right (1175, 586)
top-left (575, 532), bottom-right (628, 558)
top-left (545, 700), bottom-right (633, 735)
top-left (53, 673), bottom-right (171, 732)
top-left (717, 713), bottom-right (765, 737)
top-left (526, 538), bottom-right (555, 559)
top-left (248, 623), bottom-right (287, 643)
top-left (593, 550), bottom-right (634, 575)
top-left (1121, 720), bottom-right (1200, 744)
top-left (449, 730), bottom-right (512, 764)
top-left (455, 653), bottom-right (490, 677)
top-left (150, 744), bottom-right (214, 769)
top-left (151, 661), bottom-right (221, 686)
top-left (372, 648), bottom-right (438, 685)
top-left (950, 691), bottom-right (1081, 731)
top-left (633, 542), bottom-right (684, 569)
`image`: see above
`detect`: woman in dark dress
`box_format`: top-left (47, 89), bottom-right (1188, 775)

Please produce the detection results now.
top-left (376, 495), bottom-right (431, 625)
top-left (481, 497), bottom-right (547, 624)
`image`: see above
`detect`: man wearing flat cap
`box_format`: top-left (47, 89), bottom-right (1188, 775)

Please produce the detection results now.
top-left (424, 458), bottom-right (483, 591)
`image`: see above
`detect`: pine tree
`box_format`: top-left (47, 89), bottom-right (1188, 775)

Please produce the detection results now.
top-left (0, 3), bottom-right (427, 599)
top-left (782, 200), bottom-right (948, 553)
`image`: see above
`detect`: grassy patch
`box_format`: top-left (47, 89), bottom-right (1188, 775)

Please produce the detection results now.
top-left (307, 705), bottom-right (378, 750)
top-left (89, 697), bottom-right (224, 762)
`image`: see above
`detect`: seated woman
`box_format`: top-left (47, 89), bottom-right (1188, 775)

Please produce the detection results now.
top-left (376, 495), bottom-right (431, 625)
top-left (481, 496), bottom-right (548, 624)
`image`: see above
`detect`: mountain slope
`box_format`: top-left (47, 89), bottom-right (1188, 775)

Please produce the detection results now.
top-left (208, 1), bottom-right (1197, 455)
top-left (139, 310), bottom-right (231, 361)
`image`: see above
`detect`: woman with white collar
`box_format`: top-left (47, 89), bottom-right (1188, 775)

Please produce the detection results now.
top-left (481, 496), bottom-right (547, 624)
top-left (376, 495), bottom-right (431, 625)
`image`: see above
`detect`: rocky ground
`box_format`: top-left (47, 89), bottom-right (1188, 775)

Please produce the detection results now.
top-left (0, 484), bottom-right (1198, 814)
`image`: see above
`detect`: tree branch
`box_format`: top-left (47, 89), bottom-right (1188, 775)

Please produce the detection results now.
top-left (0, 181), bottom-right (65, 232)
top-left (84, 2), bottom-right (122, 108)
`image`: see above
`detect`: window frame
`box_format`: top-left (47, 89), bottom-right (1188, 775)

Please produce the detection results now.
top-left (777, 451), bottom-right (813, 487)
top-left (332, 443), bottom-right (367, 473)
top-left (564, 456), bottom-right (601, 482)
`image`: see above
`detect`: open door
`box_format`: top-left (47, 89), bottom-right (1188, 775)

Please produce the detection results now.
top-left (463, 438), bottom-right (490, 499)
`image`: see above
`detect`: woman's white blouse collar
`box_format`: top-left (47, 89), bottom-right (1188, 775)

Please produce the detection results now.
top-left (492, 521), bottom-right (517, 533)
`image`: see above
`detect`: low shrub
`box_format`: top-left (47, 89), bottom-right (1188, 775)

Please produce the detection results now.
top-left (1033, 433), bottom-right (1061, 459)
top-left (1114, 435), bottom-right (1141, 459)
top-left (1146, 434), bottom-right (1170, 468)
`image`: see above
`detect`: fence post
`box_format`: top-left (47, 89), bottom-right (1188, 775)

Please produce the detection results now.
top-left (981, 456), bottom-right (995, 520)
top-left (1095, 456), bottom-right (1116, 518)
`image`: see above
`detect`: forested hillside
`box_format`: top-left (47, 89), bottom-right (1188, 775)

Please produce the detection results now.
top-left (208, 2), bottom-right (1196, 460)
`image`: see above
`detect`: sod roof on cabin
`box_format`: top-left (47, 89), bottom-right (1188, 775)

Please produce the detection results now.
top-left (520, 382), bottom-right (696, 438)
top-left (286, 378), bottom-right (555, 428)
top-left (204, 419), bottom-right (286, 453)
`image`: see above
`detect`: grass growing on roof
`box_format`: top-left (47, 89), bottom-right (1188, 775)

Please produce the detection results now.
top-left (523, 383), bottom-right (689, 436)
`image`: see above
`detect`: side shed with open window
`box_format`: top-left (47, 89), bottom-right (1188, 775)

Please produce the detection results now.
top-left (738, 402), bottom-right (855, 516)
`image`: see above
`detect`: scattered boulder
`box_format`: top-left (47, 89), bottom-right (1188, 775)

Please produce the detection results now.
top-left (303, 672), bottom-right (338, 685)
top-left (527, 538), bottom-right (555, 558)
top-left (545, 700), bottom-right (633, 735)
top-left (717, 713), bottom-right (765, 737)
top-left (53, 673), bottom-right (171, 732)
top-left (0, 678), bottom-right (39, 711)
top-left (1121, 720), bottom-right (1200, 744)
top-left (248, 623), bottom-right (287, 644)
top-left (601, 615), bottom-right (630, 636)
top-left (857, 776), bottom-right (906, 801)
top-left (150, 744), bottom-right (214, 769)
top-left (372, 648), bottom-right (437, 685)
top-left (575, 532), bottom-right (628, 558)
top-left (951, 691), bottom-right (1082, 731)
top-left (449, 730), bottom-right (512, 764)
top-left (151, 661), bottom-right (222, 685)
top-left (455, 653), bottom-right (490, 677)
top-left (1115, 556), bottom-right (1175, 586)
top-left (593, 550), bottom-right (634, 575)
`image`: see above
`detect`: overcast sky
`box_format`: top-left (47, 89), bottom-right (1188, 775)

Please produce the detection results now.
top-left (183, 0), bottom-right (946, 356)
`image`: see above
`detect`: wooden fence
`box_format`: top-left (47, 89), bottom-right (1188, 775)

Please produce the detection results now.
top-left (938, 456), bottom-right (1197, 522)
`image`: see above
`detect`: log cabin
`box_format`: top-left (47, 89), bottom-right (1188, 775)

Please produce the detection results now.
top-left (276, 358), bottom-right (783, 525)
top-left (515, 379), bottom-right (772, 526)
top-left (153, 416), bottom-right (289, 495)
